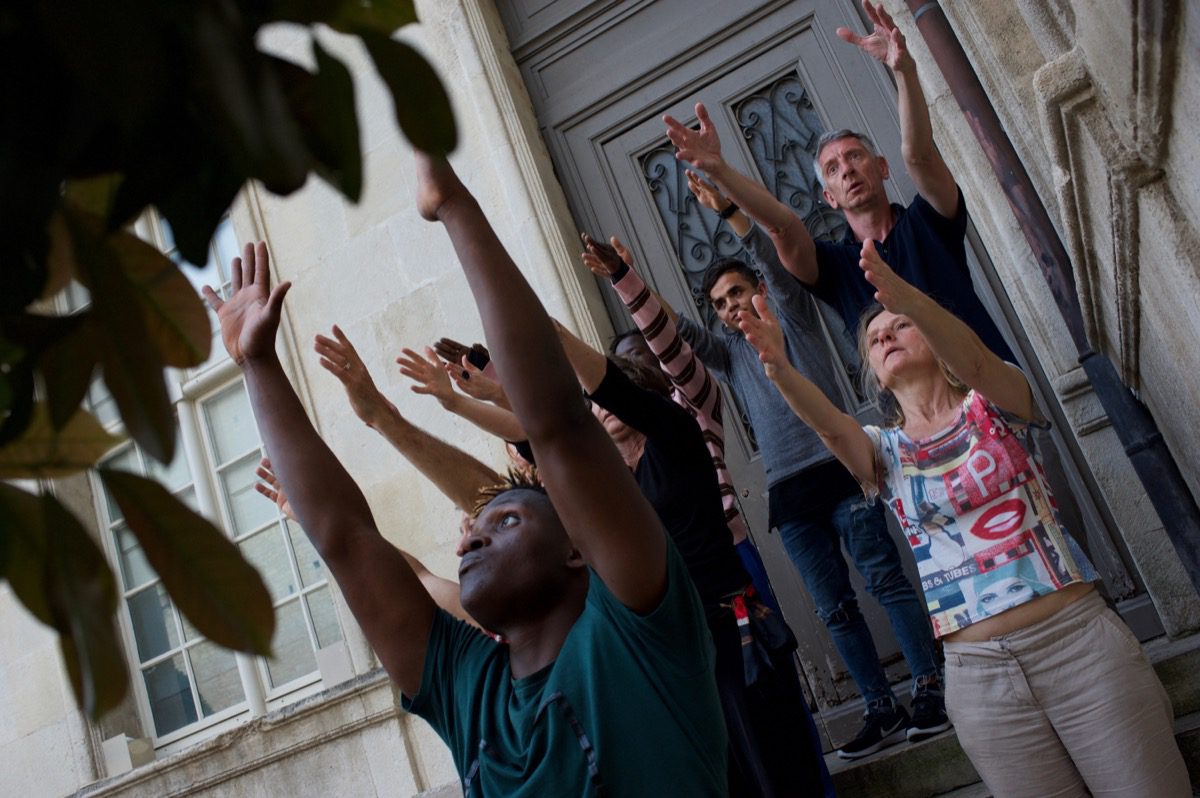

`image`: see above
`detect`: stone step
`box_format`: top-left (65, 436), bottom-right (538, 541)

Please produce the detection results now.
top-left (827, 637), bottom-right (1200, 798)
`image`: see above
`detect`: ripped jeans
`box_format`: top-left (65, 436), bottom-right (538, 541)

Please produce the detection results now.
top-left (776, 493), bottom-right (938, 708)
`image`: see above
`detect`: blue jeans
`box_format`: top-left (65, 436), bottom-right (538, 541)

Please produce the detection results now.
top-left (776, 493), bottom-right (938, 708)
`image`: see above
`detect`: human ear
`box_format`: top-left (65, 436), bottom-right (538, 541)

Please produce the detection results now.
top-left (822, 187), bottom-right (838, 209)
top-left (878, 156), bottom-right (890, 180)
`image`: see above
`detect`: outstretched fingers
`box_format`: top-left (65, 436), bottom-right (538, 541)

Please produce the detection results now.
top-left (201, 285), bottom-right (224, 312)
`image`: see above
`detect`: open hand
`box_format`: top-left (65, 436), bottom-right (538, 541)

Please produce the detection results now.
top-left (446, 356), bottom-right (507, 405)
top-left (663, 103), bottom-right (725, 173)
top-left (859, 239), bottom-right (920, 314)
top-left (314, 325), bottom-right (396, 426)
top-left (202, 242), bottom-right (291, 365)
top-left (397, 347), bottom-right (456, 405)
top-left (255, 457), bottom-right (296, 522)
top-left (738, 294), bottom-right (788, 377)
top-left (580, 233), bottom-right (633, 278)
top-left (433, 337), bottom-right (490, 371)
top-left (686, 169), bottom-right (731, 214)
top-left (837, 0), bottom-right (912, 72)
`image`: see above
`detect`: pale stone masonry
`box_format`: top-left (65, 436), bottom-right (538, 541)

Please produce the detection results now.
top-left (2, 2), bottom-right (1198, 796)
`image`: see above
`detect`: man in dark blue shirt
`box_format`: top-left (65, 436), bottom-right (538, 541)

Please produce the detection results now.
top-left (667, 0), bottom-right (1013, 363)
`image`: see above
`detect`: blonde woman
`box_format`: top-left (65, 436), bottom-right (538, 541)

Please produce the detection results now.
top-left (738, 238), bottom-right (1188, 797)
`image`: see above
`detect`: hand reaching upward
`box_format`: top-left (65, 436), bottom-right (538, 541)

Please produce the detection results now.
top-left (313, 325), bottom-right (397, 427)
top-left (859, 239), bottom-right (921, 315)
top-left (446, 357), bottom-right (508, 406)
top-left (663, 103), bottom-right (725, 173)
top-left (686, 170), bottom-right (730, 213)
top-left (580, 232), bottom-right (633, 278)
top-left (255, 457), bottom-right (296, 522)
top-left (397, 347), bottom-right (457, 406)
top-left (837, 0), bottom-right (912, 73)
top-left (738, 294), bottom-right (788, 379)
top-left (202, 242), bottom-right (291, 364)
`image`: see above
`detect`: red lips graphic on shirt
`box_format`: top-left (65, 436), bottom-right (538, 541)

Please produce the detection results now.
top-left (970, 498), bottom-right (1027, 540)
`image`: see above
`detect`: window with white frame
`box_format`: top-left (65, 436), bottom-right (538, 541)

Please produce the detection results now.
top-left (66, 212), bottom-right (345, 748)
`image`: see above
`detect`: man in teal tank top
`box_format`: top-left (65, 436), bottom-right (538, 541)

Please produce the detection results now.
top-left (203, 148), bottom-right (728, 796)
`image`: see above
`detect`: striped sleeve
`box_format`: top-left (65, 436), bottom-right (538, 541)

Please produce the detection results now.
top-left (611, 266), bottom-right (750, 543)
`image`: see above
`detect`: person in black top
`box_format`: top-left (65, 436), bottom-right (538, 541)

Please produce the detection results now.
top-left (555, 324), bottom-right (830, 798)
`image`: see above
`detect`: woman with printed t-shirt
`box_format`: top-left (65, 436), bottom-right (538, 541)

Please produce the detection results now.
top-left (737, 237), bottom-right (1189, 798)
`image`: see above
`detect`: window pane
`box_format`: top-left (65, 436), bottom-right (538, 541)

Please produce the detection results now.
top-left (115, 524), bottom-right (155, 590)
top-left (287, 521), bottom-right (326, 589)
top-left (146, 447), bottom-right (192, 493)
top-left (178, 486), bottom-right (200, 512)
top-left (143, 654), bottom-right (197, 736)
top-left (127, 583), bottom-right (180, 663)
top-left (221, 453), bottom-right (274, 534)
top-left (181, 614), bottom-right (200, 643)
top-left (204, 383), bottom-right (258, 464)
top-left (265, 599), bottom-right (316, 688)
top-left (63, 281), bottom-right (92, 312)
top-left (212, 218), bottom-right (238, 286)
top-left (188, 640), bottom-right (244, 717)
top-left (239, 526), bottom-right (296, 602)
top-left (306, 586), bottom-right (342, 649)
top-left (101, 446), bottom-right (140, 522)
top-left (88, 379), bottom-right (120, 428)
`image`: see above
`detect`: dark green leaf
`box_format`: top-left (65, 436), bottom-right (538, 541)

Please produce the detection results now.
top-left (41, 493), bottom-right (128, 719)
top-left (110, 229), bottom-right (212, 368)
top-left (258, 0), bottom-right (417, 35)
top-left (270, 43), bottom-right (363, 201)
top-left (0, 483), bottom-right (52, 626)
top-left (0, 358), bottom-right (35, 446)
top-left (42, 210), bottom-right (79, 300)
top-left (326, 0), bottom-right (418, 36)
top-left (188, 2), bottom-right (309, 195)
top-left (100, 469), bottom-right (276, 656)
top-left (39, 316), bottom-right (98, 430)
top-left (157, 162), bottom-right (247, 267)
top-left (2, 309), bottom-right (92, 430)
top-left (64, 209), bottom-right (174, 464)
top-left (0, 403), bottom-right (123, 479)
top-left (361, 32), bottom-right (457, 156)
top-left (65, 174), bottom-right (125, 226)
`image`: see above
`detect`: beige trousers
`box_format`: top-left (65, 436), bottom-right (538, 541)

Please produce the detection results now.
top-left (944, 591), bottom-right (1191, 798)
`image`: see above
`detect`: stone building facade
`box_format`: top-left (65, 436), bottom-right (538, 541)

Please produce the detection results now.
top-left (1, 1), bottom-right (1197, 796)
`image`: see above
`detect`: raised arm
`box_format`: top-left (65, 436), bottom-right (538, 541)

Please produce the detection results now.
top-left (416, 155), bottom-right (667, 614)
top-left (255, 457), bottom-right (475, 628)
top-left (838, 0), bottom-right (957, 216)
top-left (582, 233), bottom-right (720, 417)
top-left (739, 294), bottom-right (876, 485)
top-left (396, 346), bottom-right (527, 442)
top-left (202, 244), bottom-right (434, 697)
top-left (664, 103), bottom-right (819, 284)
top-left (688, 173), bottom-right (821, 330)
top-left (859, 239), bottom-right (1033, 416)
top-left (313, 327), bottom-right (501, 511)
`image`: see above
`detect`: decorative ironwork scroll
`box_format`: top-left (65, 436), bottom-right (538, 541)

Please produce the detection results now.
top-left (733, 73), bottom-right (850, 245)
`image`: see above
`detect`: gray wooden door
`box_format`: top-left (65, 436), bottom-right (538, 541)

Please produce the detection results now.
top-left (496, 0), bottom-right (1159, 745)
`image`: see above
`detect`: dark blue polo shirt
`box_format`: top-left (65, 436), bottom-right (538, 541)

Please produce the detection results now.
top-left (811, 188), bottom-right (1015, 363)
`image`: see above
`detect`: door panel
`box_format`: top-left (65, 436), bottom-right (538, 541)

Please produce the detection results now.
top-left (496, 0), bottom-right (1157, 744)
top-left (539, 2), bottom-right (922, 722)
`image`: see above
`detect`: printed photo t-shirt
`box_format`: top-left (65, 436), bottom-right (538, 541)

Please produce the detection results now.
top-left (865, 388), bottom-right (1098, 637)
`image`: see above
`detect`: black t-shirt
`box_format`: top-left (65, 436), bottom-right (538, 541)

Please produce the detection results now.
top-left (767, 457), bottom-right (861, 530)
top-left (588, 359), bottom-right (750, 603)
top-left (812, 189), bottom-right (1016, 363)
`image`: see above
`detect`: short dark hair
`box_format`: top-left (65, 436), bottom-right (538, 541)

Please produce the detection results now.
top-left (471, 466), bottom-right (546, 517)
top-left (608, 329), bottom-right (644, 354)
top-left (612, 355), bottom-right (671, 397)
top-left (701, 257), bottom-right (759, 299)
